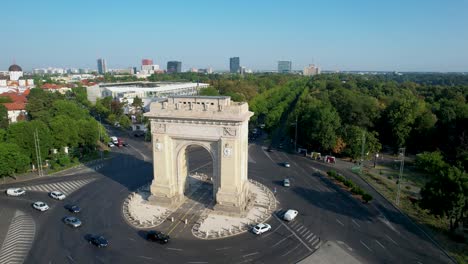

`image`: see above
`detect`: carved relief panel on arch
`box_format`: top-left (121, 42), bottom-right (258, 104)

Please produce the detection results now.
top-left (152, 122), bottom-right (167, 134)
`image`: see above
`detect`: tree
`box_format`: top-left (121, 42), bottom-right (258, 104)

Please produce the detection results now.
top-left (131, 96), bottom-right (144, 113)
top-left (415, 151), bottom-right (447, 175)
top-left (199, 87), bottom-right (220, 96)
top-left (77, 119), bottom-right (99, 148)
top-left (50, 100), bottom-right (89, 120)
top-left (0, 104), bottom-right (9, 129)
top-left (49, 115), bottom-right (79, 148)
top-left (342, 126), bottom-right (381, 160)
top-left (0, 143), bottom-right (30, 177)
top-left (420, 166), bottom-right (468, 232)
top-left (118, 115), bottom-right (132, 129)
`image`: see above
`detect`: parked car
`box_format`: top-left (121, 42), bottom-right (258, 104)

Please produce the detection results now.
top-left (283, 209), bottom-right (298, 221)
top-left (110, 136), bottom-right (118, 145)
top-left (87, 235), bottom-right (108, 248)
top-left (65, 204), bottom-right (81, 213)
top-left (63, 216), bottom-right (82, 228)
top-left (6, 188), bottom-right (26, 196)
top-left (134, 131), bottom-right (145, 137)
top-left (49, 191), bottom-right (66, 200)
top-left (107, 142), bottom-right (115, 148)
top-left (267, 147), bottom-right (273, 152)
top-left (284, 162), bottom-right (290, 168)
top-left (283, 178), bottom-right (290, 187)
top-left (32, 201), bottom-right (49, 211)
top-left (252, 223), bottom-right (272, 235)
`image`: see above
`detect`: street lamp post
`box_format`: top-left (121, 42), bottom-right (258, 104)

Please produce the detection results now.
top-left (374, 153), bottom-right (379, 168)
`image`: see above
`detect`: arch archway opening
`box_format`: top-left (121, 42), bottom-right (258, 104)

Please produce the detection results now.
top-left (179, 144), bottom-right (215, 208)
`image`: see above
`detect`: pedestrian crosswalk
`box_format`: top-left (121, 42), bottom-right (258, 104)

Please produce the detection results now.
top-left (276, 210), bottom-right (321, 250)
top-left (0, 210), bottom-right (35, 264)
top-left (21, 178), bottom-right (96, 195)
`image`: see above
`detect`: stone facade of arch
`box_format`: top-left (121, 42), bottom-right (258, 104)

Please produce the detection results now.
top-left (144, 96), bottom-right (253, 214)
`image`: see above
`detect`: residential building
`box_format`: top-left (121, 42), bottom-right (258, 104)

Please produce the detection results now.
top-left (303, 64), bottom-right (321, 76)
top-left (230, 57), bottom-right (240, 73)
top-left (278, 61), bottom-right (292, 73)
top-left (167, 61), bottom-right (182, 73)
top-left (0, 89), bottom-right (30, 123)
top-left (142, 59), bottom-right (153, 66)
top-left (97, 58), bottom-right (107, 74)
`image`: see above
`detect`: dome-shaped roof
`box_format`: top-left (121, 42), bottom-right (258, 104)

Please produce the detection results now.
top-left (8, 64), bottom-right (22, 72)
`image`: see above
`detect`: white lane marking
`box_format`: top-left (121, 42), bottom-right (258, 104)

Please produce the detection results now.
top-left (36, 185), bottom-right (47, 192)
top-left (307, 235), bottom-right (317, 243)
top-left (50, 183), bottom-right (62, 191)
top-left (187, 262), bottom-right (208, 264)
top-left (273, 214), bottom-right (314, 252)
top-left (336, 219), bottom-right (345, 226)
top-left (281, 244), bottom-right (301, 257)
top-left (290, 221), bottom-right (300, 228)
top-left (385, 234), bottom-right (398, 245)
top-left (215, 247), bottom-right (231, 251)
top-left (296, 226), bottom-right (305, 232)
top-left (262, 225), bottom-right (281, 238)
top-left (299, 228), bottom-right (308, 235)
top-left (303, 230), bottom-right (311, 237)
top-left (242, 252), bottom-right (259, 258)
top-left (166, 248), bottom-right (183, 251)
top-left (272, 234), bottom-right (293, 247)
top-left (352, 219), bottom-right (360, 228)
top-left (138, 256), bottom-right (153, 260)
top-left (360, 240), bottom-right (373, 252)
top-left (375, 240), bottom-right (386, 249)
top-left (67, 255), bottom-right (75, 262)
top-left (337, 240), bottom-right (353, 251)
top-left (305, 233), bottom-right (314, 240)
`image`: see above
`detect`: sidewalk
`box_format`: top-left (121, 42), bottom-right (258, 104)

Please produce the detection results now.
top-left (0, 158), bottom-right (106, 187)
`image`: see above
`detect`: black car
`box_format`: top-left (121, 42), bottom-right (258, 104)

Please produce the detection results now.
top-left (134, 132), bottom-right (145, 137)
top-left (146, 230), bottom-right (170, 244)
top-left (65, 204), bottom-right (81, 213)
top-left (88, 235), bottom-right (108, 248)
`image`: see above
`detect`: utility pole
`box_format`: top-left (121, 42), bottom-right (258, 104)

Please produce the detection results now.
top-left (360, 131), bottom-right (366, 167)
top-left (34, 129), bottom-right (44, 177)
top-left (395, 147), bottom-right (405, 206)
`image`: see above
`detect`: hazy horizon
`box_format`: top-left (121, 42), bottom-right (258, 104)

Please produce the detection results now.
top-left (1, 0), bottom-right (467, 72)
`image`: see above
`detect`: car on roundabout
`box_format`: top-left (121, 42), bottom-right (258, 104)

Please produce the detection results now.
top-left (63, 216), bottom-right (82, 228)
top-left (32, 201), bottom-right (49, 211)
top-left (252, 223), bottom-right (272, 235)
top-left (49, 191), bottom-right (66, 200)
top-left (146, 230), bottom-right (170, 244)
top-left (65, 204), bottom-right (81, 213)
top-left (6, 188), bottom-right (26, 196)
top-left (87, 235), bottom-right (108, 248)
top-left (283, 209), bottom-right (298, 221)
top-left (283, 178), bottom-right (290, 187)
top-left (284, 162), bottom-right (290, 168)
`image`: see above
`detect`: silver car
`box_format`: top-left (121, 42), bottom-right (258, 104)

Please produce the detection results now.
top-left (63, 216), bottom-right (82, 228)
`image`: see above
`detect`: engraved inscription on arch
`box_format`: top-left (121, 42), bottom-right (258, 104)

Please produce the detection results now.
top-left (223, 127), bottom-right (237, 137)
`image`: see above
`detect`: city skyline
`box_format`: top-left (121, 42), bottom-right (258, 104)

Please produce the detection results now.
top-left (1, 0), bottom-right (467, 72)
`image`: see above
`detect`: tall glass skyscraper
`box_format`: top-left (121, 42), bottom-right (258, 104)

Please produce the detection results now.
top-left (97, 58), bottom-right (107, 74)
top-left (230, 57), bottom-right (240, 73)
top-left (278, 61), bottom-right (292, 73)
top-left (167, 61), bottom-right (182, 73)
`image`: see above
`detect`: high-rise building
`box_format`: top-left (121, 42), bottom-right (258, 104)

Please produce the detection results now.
top-left (142, 59), bottom-right (153, 66)
top-left (303, 64), bottom-right (321, 76)
top-left (230, 57), bottom-right (240, 74)
top-left (97, 58), bottom-right (107, 74)
top-left (167, 61), bottom-right (182, 73)
top-left (278, 61), bottom-right (292, 73)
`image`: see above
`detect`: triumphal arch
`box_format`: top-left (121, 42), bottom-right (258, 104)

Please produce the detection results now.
top-left (144, 96), bottom-right (253, 214)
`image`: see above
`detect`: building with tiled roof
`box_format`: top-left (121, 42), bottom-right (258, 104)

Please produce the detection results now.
top-left (0, 89), bottom-right (29, 123)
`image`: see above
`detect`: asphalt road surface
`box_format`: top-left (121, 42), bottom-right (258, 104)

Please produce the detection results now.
top-left (0, 128), bottom-right (453, 264)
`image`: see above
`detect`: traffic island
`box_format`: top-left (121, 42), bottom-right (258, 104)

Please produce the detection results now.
top-left (192, 179), bottom-right (277, 239)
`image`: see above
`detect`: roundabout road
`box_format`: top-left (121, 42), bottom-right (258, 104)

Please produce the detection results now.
top-left (0, 131), bottom-right (453, 264)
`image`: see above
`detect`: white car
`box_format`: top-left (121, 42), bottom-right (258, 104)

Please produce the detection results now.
top-left (6, 188), bottom-right (26, 196)
top-left (33, 201), bottom-right (49, 211)
top-left (252, 223), bottom-right (272, 235)
top-left (108, 142), bottom-right (115, 147)
top-left (283, 209), bottom-right (298, 221)
top-left (284, 162), bottom-right (290, 168)
top-left (49, 191), bottom-right (66, 200)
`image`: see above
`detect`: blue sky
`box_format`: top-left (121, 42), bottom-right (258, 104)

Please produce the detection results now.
top-left (1, 0), bottom-right (467, 72)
